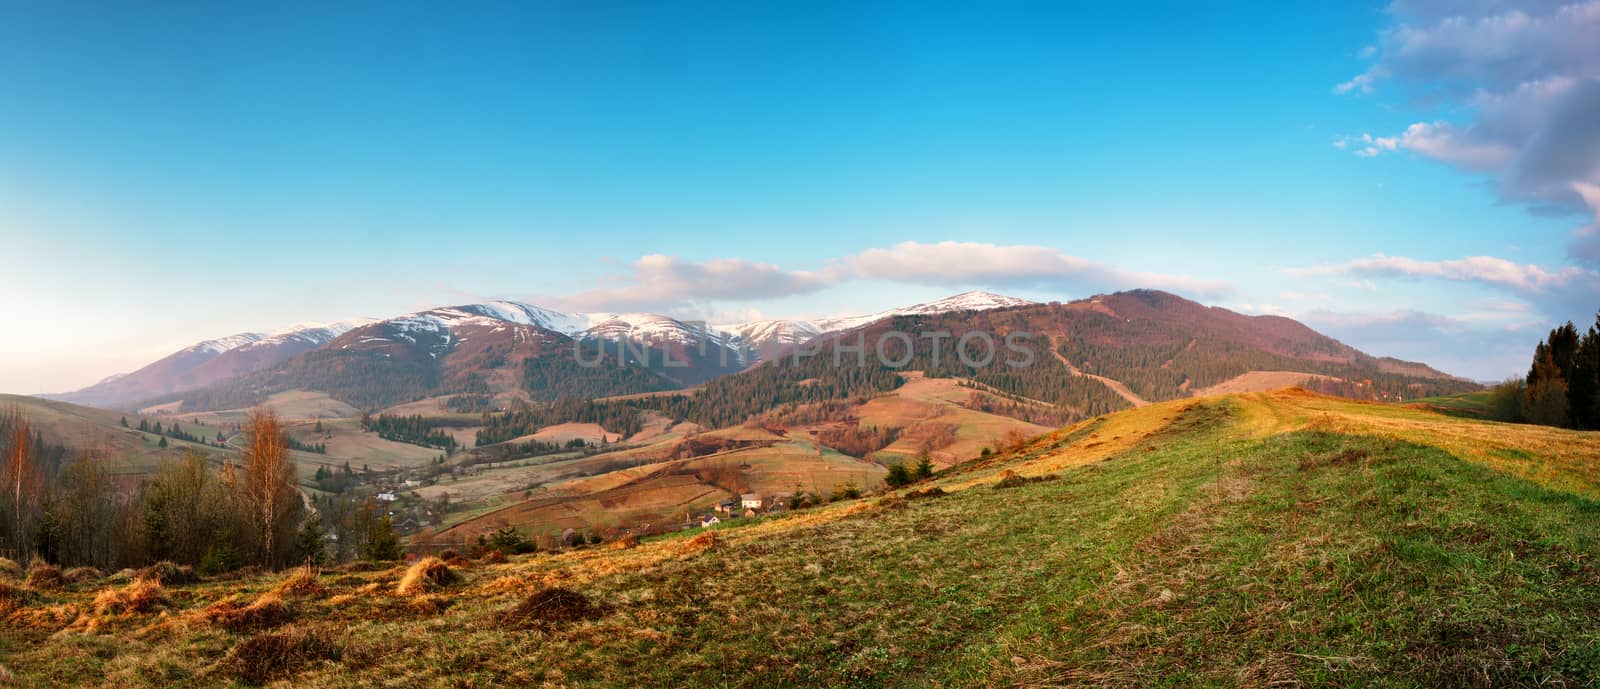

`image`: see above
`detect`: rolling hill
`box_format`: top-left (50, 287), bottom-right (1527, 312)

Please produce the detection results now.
top-left (4, 389), bottom-right (1596, 688)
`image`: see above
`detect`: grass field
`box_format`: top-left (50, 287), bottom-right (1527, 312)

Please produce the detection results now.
top-left (1408, 389), bottom-right (1496, 419)
top-left (4, 389), bottom-right (1598, 688)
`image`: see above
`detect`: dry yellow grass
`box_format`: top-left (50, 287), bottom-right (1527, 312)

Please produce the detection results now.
top-left (1227, 389), bottom-right (1600, 498)
top-left (90, 578), bottom-right (169, 616)
top-left (272, 565), bottom-right (327, 598)
top-left (395, 558), bottom-right (457, 596)
top-left (199, 591), bottom-right (291, 632)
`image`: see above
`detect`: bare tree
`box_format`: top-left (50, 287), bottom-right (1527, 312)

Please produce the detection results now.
top-left (240, 408), bottom-right (298, 567)
top-left (2, 409), bottom-right (40, 561)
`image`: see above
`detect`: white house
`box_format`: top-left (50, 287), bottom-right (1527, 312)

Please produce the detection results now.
top-left (740, 493), bottom-right (762, 510)
top-left (376, 492), bottom-right (398, 502)
top-left (700, 515), bottom-right (721, 528)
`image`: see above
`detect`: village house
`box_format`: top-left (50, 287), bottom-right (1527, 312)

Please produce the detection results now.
top-left (699, 514), bottom-right (721, 528)
top-left (740, 493), bottom-right (762, 510)
top-left (714, 499), bottom-right (736, 514)
top-left (376, 492), bottom-right (398, 502)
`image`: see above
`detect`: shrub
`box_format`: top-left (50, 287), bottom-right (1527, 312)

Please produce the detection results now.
top-left (395, 557), bottom-right (457, 596)
top-left (62, 567), bottom-right (103, 585)
top-left (609, 534), bottom-right (639, 550)
top-left (499, 587), bottom-right (607, 630)
top-left (0, 558), bottom-right (21, 580)
top-left (884, 462), bottom-right (912, 488)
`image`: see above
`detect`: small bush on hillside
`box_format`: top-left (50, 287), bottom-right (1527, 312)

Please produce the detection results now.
top-left (906, 487), bottom-right (947, 500)
top-left (0, 558), bottom-right (21, 580)
top-left (199, 543), bottom-right (244, 576)
top-left (884, 462), bottom-right (912, 488)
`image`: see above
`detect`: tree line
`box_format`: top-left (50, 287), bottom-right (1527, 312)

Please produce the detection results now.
top-left (361, 412), bottom-right (459, 451)
top-left (0, 407), bottom-right (395, 571)
top-left (1488, 312), bottom-right (1600, 429)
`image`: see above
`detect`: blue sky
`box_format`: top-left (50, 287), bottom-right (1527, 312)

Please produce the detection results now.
top-left (2, 0), bottom-right (1597, 392)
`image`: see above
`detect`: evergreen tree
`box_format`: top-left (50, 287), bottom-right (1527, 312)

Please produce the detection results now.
top-left (1525, 347), bottom-right (1570, 427)
top-left (885, 462), bottom-right (912, 488)
top-left (914, 450), bottom-right (934, 480)
top-left (157, 436), bottom-right (169, 449)
top-left (294, 514), bottom-right (329, 565)
top-left (363, 514), bottom-right (403, 562)
top-left (120, 416), bottom-right (128, 428)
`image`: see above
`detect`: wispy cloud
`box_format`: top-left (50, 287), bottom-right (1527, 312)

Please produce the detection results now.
top-left (537, 242), bottom-right (1236, 314)
top-left (1289, 254), bottom-right (1588, 293)
top-left (1289, 253), bottom-right (1600, 321)
top-left (544, 255), bottom-right (834, 313)
top-left (1334, 1), bottom-right (1600, 263)
top-left (1299, 307), bottom-right (1539, 380)
top-left (841, 241), bottom-right (1235, 299)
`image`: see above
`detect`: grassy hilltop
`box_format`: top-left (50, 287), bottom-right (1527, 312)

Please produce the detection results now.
top-left (3, 389), bottom-right (1598, 688)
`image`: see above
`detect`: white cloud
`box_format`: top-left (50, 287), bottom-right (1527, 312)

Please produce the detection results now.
top-left (1290, 252), bottom-right (1600, 322)
top-left (841, 241), bottom-right (1235, 299)
top-left (1291, 253), bottom-right (1584, 292)
top-left (537, 242), bottom-right (1235, 314)
top-left (1334, 1), bottom-right (1600, 263)
top-left (545, 254), bottom-right (834, 313)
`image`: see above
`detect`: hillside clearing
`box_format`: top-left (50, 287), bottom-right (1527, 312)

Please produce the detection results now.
top-left (4, 391), bottom-right (1597, 688)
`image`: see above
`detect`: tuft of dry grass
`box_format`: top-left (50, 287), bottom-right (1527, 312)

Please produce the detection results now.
top-left (679, 531), bottom-right (718, 558)
top-left (272, 565), bottom-right (327, 598)
top-left (91, 577), bottom-right (170, 616)
top-left (135, 560), bottom-right (197, 585)
top-left (24, 562), bottom-right (63, 590)
top-left (479, 549), bottom-right (508, 564)
top-left (443, 555), bottom-right (473, 569)
top-left (479, 575), bottom-right (532, 595)
top-left (907, 486), bottom-right (948, 500)
top-left (213, 626), bottom-right (344, 685)
top-left (0, 580), bottom-right (30, 614)
top-left (0, 557), bottom-right (21, 580)
top-left (395, 557), bottom-right (457, 596)
top-left (62, 566), bottom-right (103, 585)
top-left (609, 534), bottom-right (639, 550)
top-left (0, 662), bottom-right (13, 685)
top-left (408, 594), bottom-right (452, 615)
top-left (498, 587), bottom-right (607, 630)
top-left (202, 592), bottom-right (292, 633)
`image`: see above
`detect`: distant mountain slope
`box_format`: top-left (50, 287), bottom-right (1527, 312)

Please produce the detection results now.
top-left (49, 321), bottom-right (371, 409)
top-left (66, 292), bottom-right (1038, 412)
top-left (718, 291), bottom-right (1035, 362)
